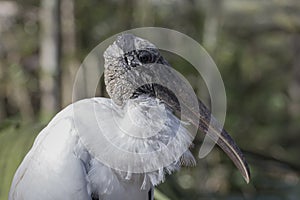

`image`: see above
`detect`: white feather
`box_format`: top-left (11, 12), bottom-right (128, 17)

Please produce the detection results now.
top-left (9, 96), bottom-right (195, 200)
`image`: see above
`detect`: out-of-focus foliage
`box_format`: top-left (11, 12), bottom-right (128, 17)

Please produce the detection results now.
top-left (1, 0), bottom-right (300, 199)
top-left (0, 122), bottom-right (41, 200)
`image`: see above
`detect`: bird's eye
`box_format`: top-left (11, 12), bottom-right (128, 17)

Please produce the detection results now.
top-left (138, 50), bottom-right (154, 64)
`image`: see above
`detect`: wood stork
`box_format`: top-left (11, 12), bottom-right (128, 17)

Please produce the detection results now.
top-left (9, 34), bottom-right (250, 200)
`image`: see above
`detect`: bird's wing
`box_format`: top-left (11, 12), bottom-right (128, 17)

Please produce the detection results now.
top-left (9, 112), bottom-right (91, 200)
top-left (9, 97), bottom-right (154, 200)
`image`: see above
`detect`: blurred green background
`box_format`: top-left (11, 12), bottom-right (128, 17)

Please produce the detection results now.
top-left (1, 0), bottom-right (300, 199)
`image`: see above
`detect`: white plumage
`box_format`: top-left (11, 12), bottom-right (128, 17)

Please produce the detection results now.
top-left (9, 96), bottom-right (195, 200)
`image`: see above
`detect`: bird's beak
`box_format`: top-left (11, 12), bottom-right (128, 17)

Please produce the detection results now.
top-left (156, 86), bottom-right (250, 183)
top-left (186, 99), bottom-right (250, 183)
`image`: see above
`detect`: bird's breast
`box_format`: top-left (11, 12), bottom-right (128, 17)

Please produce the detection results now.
top-left (116, 96), bottom-right (170, 138)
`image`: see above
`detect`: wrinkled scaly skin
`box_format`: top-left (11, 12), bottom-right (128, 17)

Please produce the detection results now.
top-left (104, 34), bottom-right (163, 106)
top-left (104, 33), bottom-right (250, 183)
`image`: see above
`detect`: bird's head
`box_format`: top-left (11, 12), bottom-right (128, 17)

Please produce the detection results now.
top-left (103, 33), bottom-right (250, 183)
top-left (104, 33), bottom-right (169, 106)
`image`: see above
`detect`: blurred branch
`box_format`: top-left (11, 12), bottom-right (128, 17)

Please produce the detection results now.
top-left (224, 24), bottom-right (300, 39)
top-left (244, 149), bottom-right (300, 176)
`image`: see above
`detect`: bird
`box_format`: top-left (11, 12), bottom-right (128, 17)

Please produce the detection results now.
top-left (9, 34), bottom-right (250, 200)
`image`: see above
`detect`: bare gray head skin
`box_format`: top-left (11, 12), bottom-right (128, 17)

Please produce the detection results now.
top-left (103, 34), bottom-right (250, 183)
top-left (104, 34), bottom-right (168, 106)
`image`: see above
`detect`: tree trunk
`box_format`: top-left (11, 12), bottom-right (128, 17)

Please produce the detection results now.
top-left (39, 0), bottom-right (61, 118)
top-left (202, 0), bottom-right (222, 55)
top-left (0, 65), bottom-right (5, 121)
top-left (133, 0), bottom-right (153, 26)
top-left (199, 0), bottom-right (223, 105)
top-left (288, 34), bottom-right (300, 122)
top-left (61, 0), bottom-right (78, 107)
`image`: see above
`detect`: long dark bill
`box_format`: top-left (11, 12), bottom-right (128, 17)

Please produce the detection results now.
top-left (192, 99), bottom-right (251, 183)
top-left (153, 83), bottom-right (250, 183)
